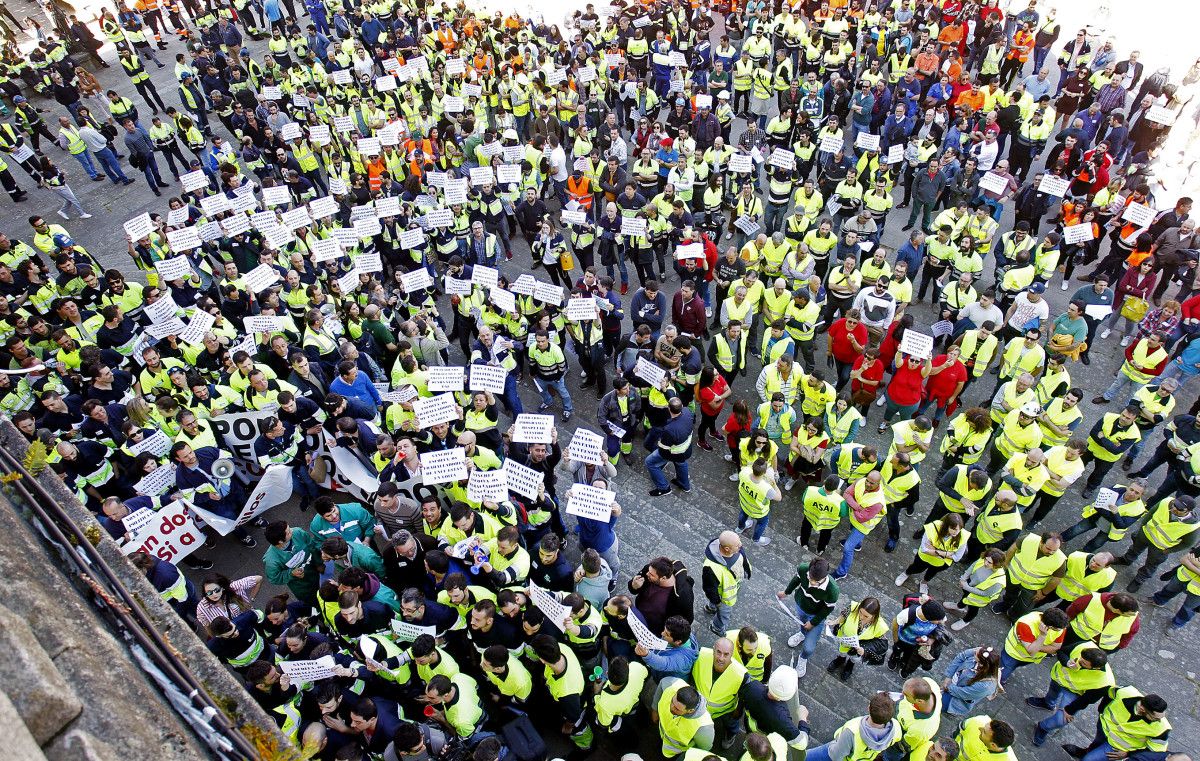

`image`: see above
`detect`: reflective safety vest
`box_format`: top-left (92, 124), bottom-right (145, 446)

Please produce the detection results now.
top-left (737, 732), bottom-right (788, 761)
top-left (1056, 552), bottom-right (1118, 602)
top-left (847, 481), bottom-right (886, 534)
top-left (1099, 686), bottom-right (1171, 754)
top-left (824, 403), bottom-right (863, 445)
top-left (443, 674), bottom-right (484, 737)
top-left (832, 716), bottom-right (902, 761)
top-left (1039, 398), bottom-right (1083, 448)
top-left (1120, 339), bottom-right (1168, 384)
top-left (485, 656), bottom-right (534, 700)
top-left (1007, 533), bottom-right (1065, 590)
top-left (544, 646), bottom-right (585, 701)
top-left (121, 54), bottom-right (149, 84)
top-left (1070, 594), bottom-right (1136, 650)
top-left (728, 631), bottom-right (772, 682)
top-left (1080, 490), bottom-right (1146, 542)
top-left (702, 554), bottom-right (748, 607)
top-left (1141, 498), bottom-right (1200, 552)
top-left (836, 445), bottom-right (876, 482)
top-left (738, 469), bottom-right (774, 519)
top-left (957, 330), bottom-right (998, 378)
top-left (1004, 611), bottom-right (1064, 663)
top-left (1051, 642), bottom-right (1115, 694)
top-left (917, 521), bottom-right (968, 568)
top-left (1086, 413), bottom-right (1141, 463)
top-left (880, 460), bottom-right (920, 504)
top-left (1175, 551), bottom-right (1200, 595)
top-left (60, 126), bottom-right (87, 155)
top-left (595, 660), bottom-right (648, 729)
top-left (658, 679), bottom-right (714, 757)
top-left (889, 419), bottom-right (932, 465)
top-left (974, 500), bottom-right (1022, 546)
top-left (713, 332), bottom-right (746, 372)
top-left (956, 715), bottom-right (1017, 761)
top-left (691, 648), bottom-right (747, 718)
top-left (939, 414), bottom-right (992, 464)
top-left (896, 677), bottom-right (942, 752)
top-left (939, 465), bottom-right (991, 514)
top-left (835, 601), bottom-right (888, 655)
top-left (961, 557), bottom-right (1007, 607)
top-left (802, 486), bottom-right (843, 531)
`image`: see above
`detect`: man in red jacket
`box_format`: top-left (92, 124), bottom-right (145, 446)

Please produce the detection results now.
top-left (672, 279), bottom-right (709, 341)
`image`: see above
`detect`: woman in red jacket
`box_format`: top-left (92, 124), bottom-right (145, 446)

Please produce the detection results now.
top-left (879, 353), bottom-right (931, 432)
top-left (917, 346), bottom-right (968, 425)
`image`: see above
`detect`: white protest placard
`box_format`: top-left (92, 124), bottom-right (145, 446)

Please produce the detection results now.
top-left (375, 196), bottom-right (401, 219)
top-left (166, 227), bottom-right (201, 253)
top-left (471, 265), bottom-right (499, 289)
top-left (145, 318), bottom-right (185, 339)
top-left (374, 74), bottom-right (397, 92)
top-left (634, 357), bottom-right (667, 387)
top-left (353, 250), bottom-right (382, 273)
top-left (898, 330), bottom-right (934, 359)
top-left (502, 457), bottom-right (544, 500)
top-left (546, 68), bottom-right (567, 86)
top-left (354, 218), bottom-right (383, 239)
top-left (1122, 202), bottom-right (1155, 228)
top-left (819, 134), bottom-right (844, 153)
top-left (244, 263), bottom-right (282, 293)
top-left (244, 315), bottom-right (284, 334)
top-left (309, 124), bottom-right (331, 145)
top-left (1038, 174), bottom-right (1070, 197)
top-left (734, 216), bottom-right (760, 235)
top-left (628, 609), bottom-right (670, 650)
top-left (128, 430), bottom-right (172, 457)
top-left (533, 282), bottom-right (564, 305)
top-left (329, 177), bottom-right (349, 195)
top-left (512, 413), bottom-right (555, 444)
top-left (336, 267), bottom-right (361, 294)
top-left (123, 213), bottom-right (154, 241)
top-left (1063, 223), bottom-right (1095, 244)
top-left (444, 96), bottom-right (465, 113)
top-left (824, 626), bottom-right (860, 649)
top-left (145, 292), bottom-right (181, 325)
top-left (669, 51), bottom-right (687, 67)
top-left (179, 310), bottom-right (216, 345)
top-left (424, 208), bottom-right (453, 228)
top-left (134, 463), bottom-right (176, 496)
top-left (510, 274), bottom-right (537, 296)
top-left (399, 268), bottom-right (433, 293)
top-left (330, 69), bottom-right (352, 85)
top-left (1146, 105), bottom-right (1176, 125)
top-left (886, 144), bottom-right (905, 164)
top-left (280, 122), bottom-right (302, 141)
top-left (565, 297), bottom-right (600, 322)
top-left (263, 226), bottom-right (294, 249)
top-left (675, 242), bottom-right (703, 261)
top-left (391, 619), bottom-right (437, 642)
top-left (263, 184), bottom-right (293, 207)
top-left (445, 57), bottom-right (466, 75)
top-left (567, 429), bottom-right (607, 466)
top-left (468, 469), bottom-right (508, 503)
top-left (577, 65), bottom-right (597, 84)
top-left (462, 82), bottom-right (483, 98)
top-left (357, 137), bottom-right (381, 156)
top-left (311, 238), bottom-right (342, 263)
top-left (633, 15), bottom-right (650, 27)
top-left (444, 185), bottom-right (469, 206)
top-left (420, 447), bottom-right (468, 485)
top-left (496, 164), bottom-right (521, 185)
top-left (166, 207), bottom-right (190, 228)
top-left (382, 386), bottom-right (418, 405)
top-left (561, 209), bottom-right (588, 226)
top-left (180, 170), bottom-right (209, 192)
top-left (427, 366), bottom-right (465, 393)
top-left (221, 214), bottom-right (251, 238)
top-left (261, 85), bottom-right (282, 100)
top-left (729, 153), bottom-right (753, 173)
top-left (122, 507), bottom-right (157, 536)
top-left (855, 132), bottom-right (881, 151)
top-left (489, 288), bottom-right (516, 315)
top-left (154, 256), bottom-right (195, 282)
top-left (621, 217), bottom-right (647, 237)
top-left (502, 145), bottom-right (524, 163)
top-left (978, 172), bottom-right (1009, 195)
top-left (567, 483), bottom-right (616, 522)
top-left (469, 363), bottom-right (507, 394)
top-left (1092, 487), bottom-right (1119, 512)
top-left (413, 393), bottom-right (459, 428)
top-left (399, 227), bottom-right (425, 249)
top-left (122, 500), bottom-right (203, 565)
top-left (469, 166), bottom-right (495, 186)
top-left (445, 276), bottom-right (473, 296)
top-left (528, 584), bottom-right (571, 631)
top-left (281, 207), bottom-right (312, 230)
top-left (769, 148), bottom-right (796, 170)
top-left (199, 193), bottom-right (230, 216)
top-left (931, 320), bottom-right (955, 339)
top-left (277, 656), bottom-right (337, 682)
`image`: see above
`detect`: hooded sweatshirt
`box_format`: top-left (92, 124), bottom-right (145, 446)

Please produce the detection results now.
top-left (826, 716), bottom-right (900, 760)
top-left (701, 538), bottom-right (752, 607)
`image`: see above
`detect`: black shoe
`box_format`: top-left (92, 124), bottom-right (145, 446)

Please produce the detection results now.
top-left (152, 188), bottom-right (161, 196)
top-left (838, 659), bottom-right (854, 682)
top-left (184, 555), bottom-right (214, 570)
top-left (884, 538), bottom-right (897, 553)
top-left (1062, 745), bottom-right (1086, 759)
top-left (826, 655), bottom-right (846, 674)
top-left (1026, 697), bottom-right (1052, 710)
top-left (704, 603), bottom-right (718, 615)
top-left (1113, 556), bottom-right (1131, 566)
top-left (239, 535), bottom-right (258, 548)
top-left (1080, 354), bottom-right (1091, 365)
top-left (671, 478), bottom-right (692, 492)
top-left (912, 528), bottom-right (923, 540)
top-left (1128, 579), bottom-right (1143, 592)
top-left (121, 178), bottom-right (135, 185)
top-left (649, 488), bottom-right (671, 497)
top-left (157, 182), bottom-right (170, 189)
top-left (91, 175), bottom-right (105, 181)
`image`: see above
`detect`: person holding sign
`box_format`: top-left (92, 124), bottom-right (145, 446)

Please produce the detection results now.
top-left (528, 329), bottom-right (573, 421)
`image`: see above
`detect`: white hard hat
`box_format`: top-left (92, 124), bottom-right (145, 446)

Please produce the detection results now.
top-left (1020, 402), bottom-right (1042, 417)
top-left (768, 665), bottom-right (798, 700)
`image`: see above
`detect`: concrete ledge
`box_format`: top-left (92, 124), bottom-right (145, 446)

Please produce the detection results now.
top-left (0, 604), bottom-right (83, 744)
top-left (0, 689), bottom-right (49, 761)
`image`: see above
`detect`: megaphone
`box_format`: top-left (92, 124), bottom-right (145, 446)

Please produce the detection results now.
top-left (212, 459), bottom-right (236, 480)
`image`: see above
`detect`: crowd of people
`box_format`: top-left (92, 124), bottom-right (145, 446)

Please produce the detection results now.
top-left (2, 0), bottom-right (1199, 759)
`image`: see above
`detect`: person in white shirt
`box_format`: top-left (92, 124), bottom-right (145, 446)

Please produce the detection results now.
top-left (852, 277), bottom-right (898, 343)
top-left (1003, 282), bottom-right (1050, 339)
top-left (547, 133), bottom-right (568, 205)
top-left (970, 131), bottom-right (999, 171)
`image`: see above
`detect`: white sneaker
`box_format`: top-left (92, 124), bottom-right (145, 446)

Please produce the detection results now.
top-left (580, 370), bottom-right (588, 378)
top-left (739, 519), bottom-right (754, 533)
top-left (724, 232), bottom-right (733, 241)
top-left (705, 307), bottom-right (713, 318)
top-left (787, 631), bottom-right (805, 648)
top-left (57, 210), bottom-right (69, 219)
top-left (729, 472), bottom-right (739, 481)
top-left (876, 395), bottom-right (886, 407)
top-left (1061, 282), bottom-right (1069, 291)
top-left (894, 573), bottom-right (909, 586)
top-left (80, 212), bottom-right (93, 219)
top-left (950, 619), bottom-right (970, 631)
top-left (756, 536), bottom-right (771, 545)
top-left (1100, 328), bottom-right (1111, 339)
top-left (793, 656), bottom-right (807, 678)
top-left (1120, 336), bottom-right (1132, 347)
top-left (943, 602), bottom-right (962, 612)
top-left (783, 477), bottom-right (796, 491)
top-left (723, 453), bottom-right (733, 462)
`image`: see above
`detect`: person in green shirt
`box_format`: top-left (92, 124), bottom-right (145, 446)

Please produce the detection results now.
top-left (776, 558), bottom-right (840, 677)
top-left (263, 521), bottom-right (322, 604)
top-left (1048, 301), bottom-right (1088, 358)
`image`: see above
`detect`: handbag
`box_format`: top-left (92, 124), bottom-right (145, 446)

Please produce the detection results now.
top-left (1120, 296), bottom-right (1149, 322)
top-left (559, 248), bottom-right (575, 272)
top-left (861, 636), bottom-right (889, 665)
top-left (308, 455), bottom-right (328, 484)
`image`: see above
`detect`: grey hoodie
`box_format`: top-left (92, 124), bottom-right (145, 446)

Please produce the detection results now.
top-left (825, 716), bottom-right (900, 761)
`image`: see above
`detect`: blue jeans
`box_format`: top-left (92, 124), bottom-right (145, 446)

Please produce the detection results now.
top-left (804, 743), bottom-right (834, 761)
top-left (72, 149), bottom-right (100, 179)
top-left (140, 152), bottom-right (164, 189)
top-left (645, 450), bottom-right (690, 491)
top-left (1081, 740), bottom-right (1163, 761)
top-left (93, 147), bottom-right (129, 182)
top-left (836, 527), bottom-right (866, 577)
top-left (605, 245), bottom-right (629, 286)
top-left (712, 601), bottom-right (733, 631)
top-left (344, 396), bottom-right (378, 420)
top-left (1035, 681), bottom-right (1077, 736)
top-left (984, 197), bottom-right (1004, 221)
top-left (999, 650), bottom-right (1033, 684)
top-left (790, 606), bottom-right (825, 659)
top-left (738, 510), bottom-right (770, 540)
top-left (501, 373), bottom-right (524, 416)
top-left (1101, 373), bottom-right (1136, 402)
top-left (291, 462), bottom-right (320, 504)
top-left (1153, 361), bottom-right (1198, 395)
top-left (1153, 574), bottom-right (1200, 628)
top-left (534, 376), bottom-right (573, 413)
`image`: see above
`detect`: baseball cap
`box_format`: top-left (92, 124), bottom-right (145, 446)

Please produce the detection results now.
top-left (1028, 282), bottom-right (1046, 294)
top-left (768, 666), bottom-right (797, 700)
top-left (52, 234), bottom-right (75, 249)
top-left (13, 96), bottom-right (26, 104)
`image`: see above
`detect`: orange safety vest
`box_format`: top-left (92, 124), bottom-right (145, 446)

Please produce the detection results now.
top-left (366, 157), bottom-right (386, 191)
top-left (437, 28), bottom-right (457, 54)
top-left (473, 52), bottom-right (494, 74)
top-left (567, 175), bottom-right (594, 210)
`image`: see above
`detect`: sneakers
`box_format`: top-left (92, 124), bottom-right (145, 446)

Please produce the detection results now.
top-left (723, 453), bottom-right (733, 462)
top-left (538, 403), bottom-right (552, 412)
top-left (894, 573), bottom-right (909, 586)
top-left (57, 210), bottom-right (69, 219)
top-left (728, 472), bottom-right (739, 481)
top-left (619, 283), bottom-right (628, 295)
top-left (739, 520), bottom-right (755, 534)
top-left (1026, 697), bottom-right (1052, 710)
top-left (649, 488), bottom-right (671, 497)
top-left (80, 212), bottom-right (93, 219)
top-left (793, 656), bottom-right (807, 678)
top-left (950, 619), bottom-right (971, 631)
top-left (1120, 336), bottom-right (1132, 347)
top-left (562, 410), bottom-right (572, 421)
top-left (239, 535), bottom-right (258, 548)
top-left (704, 603), bottom-right (718, 615)
top-left (943, 602), bottom-right (962, 612)
top-left (1100, 328), bottom-right (1111, 339)
top-left (755, 536), bottom-right (771, 545)
top-left (875, 395), bottom-right (886, 407)
top-left (697, 439), bottom-right (713, 451)
top-left (705, 307), bottom-right (713, 318)
top-left (918, 582), bottom-right (929, 595)
top-left (787, 631), bottom-right (805, 648)
top-left (1060, 282), bottom-right (1069, 291)
top-left (783, 477), bottom-right (796, 491)
top-left (670, 478), bottom-right (692, 492)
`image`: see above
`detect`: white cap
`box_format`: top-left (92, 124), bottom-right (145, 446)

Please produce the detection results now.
top-left (502, 128), bottom-right (518, 140)
top-left (768, 665), bottom-right (798, 700)
top-left (1020, 402), bottom-right (1042, 417)
top-left (718, 90), bottom-right (731, 99)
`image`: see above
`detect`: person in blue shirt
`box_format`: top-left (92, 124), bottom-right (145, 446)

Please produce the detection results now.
top-left (328, 360), bottom-right (382, 411)
top-left (941, 646), bottom-right (1002, 716)
top-left (635, 614), bottom-right (699, 681)
top-left (655, 137), bottom-right (679, 182)
top-left (895, 229), bottom-right (926, 280)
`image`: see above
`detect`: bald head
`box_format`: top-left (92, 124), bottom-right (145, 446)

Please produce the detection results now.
top-left (718, 531), bottom-right (742, 556)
